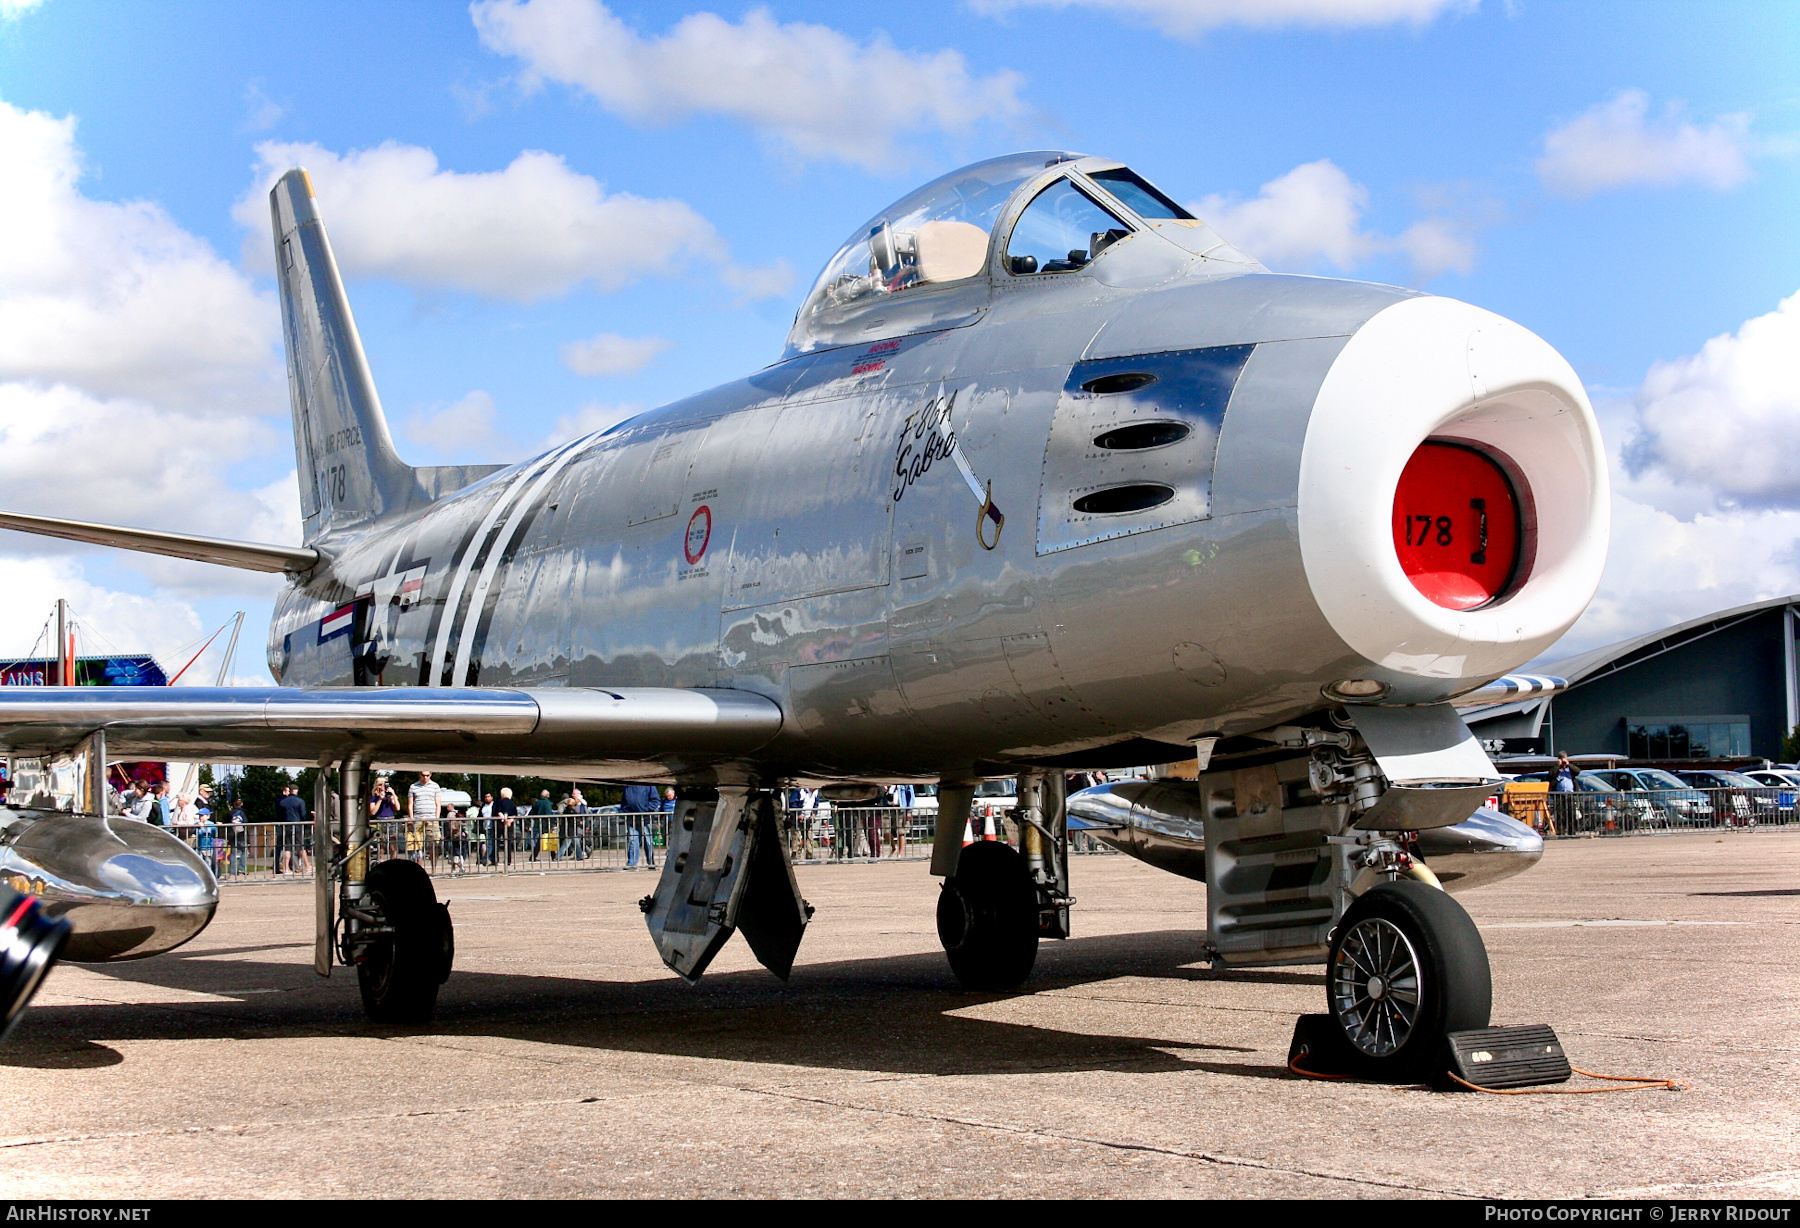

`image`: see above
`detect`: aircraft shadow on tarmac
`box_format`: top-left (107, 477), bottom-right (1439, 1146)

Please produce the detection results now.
top-left (6, 928), bottom-right (1315, 1081)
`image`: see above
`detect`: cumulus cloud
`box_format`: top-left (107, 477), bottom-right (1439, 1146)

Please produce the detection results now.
top-left (1197, 160), bottom-right (1373, 269)
top-left (240, 81), bottom-right (286, 133)
top-left (720, 259), bottom-right (795, 304)
top-left (0, 383), bottom-right (294, 548)
top-left (0, 556), bottom-right (208, 671)
top-left (0, 96), bottom-right (297, 680)
top-left (1544, 292), bottom-right (1800, 660)
top-left (399, 389), bottom-right (526, 464)
top-left (1194, 159), bottom-right (1475, 280)
top-left (0, 95), bottom-right (292, 563)
top-left (545, 401), bottom-right (643, 446)
top-left (559, 332), bottom-right (672, 377)
top-left (974, 0), bottom-right (1471, 37)
top-left (1391, 216), bottom-right (1477, 279)
top-left (1555, 496), bottom-right (1800, 660)
top-left (1623, 291), bottom-right (1800, 507)
top-left (1537, 90), bottom-right (1756, 198)
top-left (471, 0), bottom-right (1027, 169)
top-left (0, 100), bottom-right (281, 410)
top-left (236, 141), bottom-right (728, 302)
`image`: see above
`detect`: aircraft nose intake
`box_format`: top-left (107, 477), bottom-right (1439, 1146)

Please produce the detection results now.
top-left (0, 811), bottom-right (218, 962)
top-left (1298, 295), bottom-right (1610, 693)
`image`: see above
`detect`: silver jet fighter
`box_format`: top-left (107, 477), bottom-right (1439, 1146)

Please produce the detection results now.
top-left (0, 154), bottom-right (1606, 1074)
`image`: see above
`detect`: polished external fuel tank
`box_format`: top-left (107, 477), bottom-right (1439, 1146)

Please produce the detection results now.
top-left (0, 808), bottom-right (218, 961)
top-left (1065, 780), bottom-right (1542, 893)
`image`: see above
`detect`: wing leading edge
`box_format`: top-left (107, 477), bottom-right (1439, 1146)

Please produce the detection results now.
top-left (0, 686), bottom-right (782, 773)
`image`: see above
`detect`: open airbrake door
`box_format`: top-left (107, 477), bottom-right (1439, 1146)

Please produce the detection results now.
top-left (642, 790), bottom-right (811, 982)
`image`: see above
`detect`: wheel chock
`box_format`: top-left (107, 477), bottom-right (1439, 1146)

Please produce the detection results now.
top-left (1436, 1023), bottom-right (1572, 1091)
top-left (1286, 1013), bottom-right (1358, 1079)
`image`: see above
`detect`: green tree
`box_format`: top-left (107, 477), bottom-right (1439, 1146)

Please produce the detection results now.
top-left (237, 764), bottom-right (290, 823)
top-left (1783, 725), bottom-right (1800, 764)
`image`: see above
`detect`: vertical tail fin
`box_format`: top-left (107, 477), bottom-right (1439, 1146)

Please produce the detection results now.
top-left (270, 169), bottom-right (415, 544)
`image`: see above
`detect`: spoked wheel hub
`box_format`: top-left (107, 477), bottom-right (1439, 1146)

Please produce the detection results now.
top-left (1330, 916), bottom-right (1422, 1057)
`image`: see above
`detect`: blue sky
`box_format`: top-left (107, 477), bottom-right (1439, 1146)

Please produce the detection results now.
top-left (0, 0), bottom-right (1796, 681)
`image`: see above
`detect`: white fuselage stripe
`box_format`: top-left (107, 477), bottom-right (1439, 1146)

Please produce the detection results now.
top-left (427, 458), bottom-right (552, 686)
top-left (449, 438), bottom-right (589, 687)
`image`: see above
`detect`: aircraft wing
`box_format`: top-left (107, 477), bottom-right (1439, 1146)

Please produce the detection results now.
top-left (0, 686), bottom-right (782, 774)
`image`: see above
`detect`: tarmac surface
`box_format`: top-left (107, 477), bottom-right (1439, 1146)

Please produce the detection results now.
top-left (2, 830), bottom-right (1796, 1199)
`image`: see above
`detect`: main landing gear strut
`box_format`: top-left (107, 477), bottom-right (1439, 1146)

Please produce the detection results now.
top-left (933, 771), bottom-right (1072, 992)
top-left (313, 759), bottom-right (456, 1024)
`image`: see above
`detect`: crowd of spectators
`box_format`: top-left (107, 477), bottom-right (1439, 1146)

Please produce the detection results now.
top-left (60, 769), bottom-right (1080, 878)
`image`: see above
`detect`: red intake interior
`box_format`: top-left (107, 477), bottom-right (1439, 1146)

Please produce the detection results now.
top-left (1392, 441), bottom-right (1522, 610)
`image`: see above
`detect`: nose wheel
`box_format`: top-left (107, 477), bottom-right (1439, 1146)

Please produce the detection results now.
top-left (937, 842), bottom-right (1038, 991)
top-left (1326, 879), bottom-right (1491, 1076)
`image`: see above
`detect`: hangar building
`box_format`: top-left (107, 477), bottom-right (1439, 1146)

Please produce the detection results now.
top-left (1463, 595), bottom-right (1800, 762)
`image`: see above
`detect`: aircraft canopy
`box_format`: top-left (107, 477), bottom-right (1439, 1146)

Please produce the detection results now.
top-left (796, 151), bottom-right (1084, 324)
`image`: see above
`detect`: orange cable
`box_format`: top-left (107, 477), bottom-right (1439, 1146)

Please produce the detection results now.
top-left (1446, 1067), bottom-right (1684, 1095)
top-left (1287, 1047), bottom-right (1351, 1081)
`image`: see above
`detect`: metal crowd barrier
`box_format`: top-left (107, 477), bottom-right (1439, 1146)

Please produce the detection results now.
top-left (1507, 787), bottom-right (1800, 838)
top-left (153, 813), bottom-right (680, 881)
top-left (152, 806), bottom-right (1131, 881)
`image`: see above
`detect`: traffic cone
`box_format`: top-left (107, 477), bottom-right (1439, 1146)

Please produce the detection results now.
top-left (981, 811), bottom-right (998, 841)
top-left (961, 813), bottom-right (976, 846)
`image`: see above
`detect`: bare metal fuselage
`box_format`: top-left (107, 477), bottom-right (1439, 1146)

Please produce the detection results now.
top-left (274, 272), bottom-right (1410, 784)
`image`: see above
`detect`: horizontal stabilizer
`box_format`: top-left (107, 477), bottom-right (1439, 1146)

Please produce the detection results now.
top-left (0, 510), bottom-right (318, 575)
top-left (0, 685), bottom-right (783, 771)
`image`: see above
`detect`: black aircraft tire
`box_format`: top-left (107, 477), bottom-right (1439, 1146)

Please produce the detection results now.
top-left (937, 841), bottom-right (1039, 991)
top-left (357, 859), bottom-right (453, 1025)
top-left (1326, 879), bottom-right (1491, 1078)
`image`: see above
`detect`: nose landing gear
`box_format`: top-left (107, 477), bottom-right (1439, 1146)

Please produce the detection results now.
top-left (1326, 879), bottom-right (1490, 1076)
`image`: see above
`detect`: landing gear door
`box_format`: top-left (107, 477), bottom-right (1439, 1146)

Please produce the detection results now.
top-left (643, 793), bottom-right (752, 982)
top-left (313, 769), bottom-right (333, 977)
top-left (730, 796), bottom-right (810, 980)
top-left (642, 791), bottom-right (813, 983)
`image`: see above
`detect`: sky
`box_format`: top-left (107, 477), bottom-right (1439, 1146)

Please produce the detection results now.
top-left (0, 0), bottom-right (1795, 684)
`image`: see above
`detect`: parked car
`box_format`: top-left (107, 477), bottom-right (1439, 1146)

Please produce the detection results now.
top-left (1674, 770), bottom-right (1774, 824)
top-left (1587, 768), bottom-right (1716, 825)
top-left (1741, 770), bottom-right (1798, 817)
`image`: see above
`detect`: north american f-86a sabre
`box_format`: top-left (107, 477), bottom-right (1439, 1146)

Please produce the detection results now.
top-left (0, 153), bottom-right (1605, 1074)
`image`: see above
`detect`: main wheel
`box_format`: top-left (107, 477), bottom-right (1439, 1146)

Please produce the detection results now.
top-left (937, 842), bottom-right (1038, 991)
top-left (357, 858), bottom-right (453, 1025)
top-left (1327, 879), bottom-right (1490, 1077)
